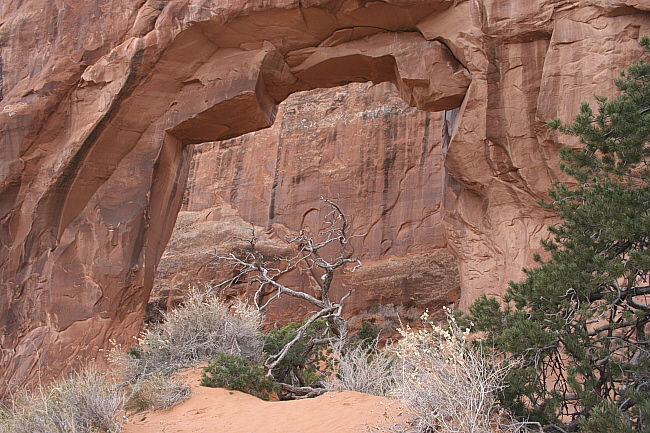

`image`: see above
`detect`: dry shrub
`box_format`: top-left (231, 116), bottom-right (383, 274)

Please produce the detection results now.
top-left (125, 375), bottom-right (190, 412)
top-left (326, 340), bottom-right (395, 397)
top-left (389, 308), bottom-right (524, 433)
top-left (108, 287), bottom-right (263, 413)
top-left (0, 367), bottom-right (123, 433)
top-left (113, 287), bottom-right (264, 382)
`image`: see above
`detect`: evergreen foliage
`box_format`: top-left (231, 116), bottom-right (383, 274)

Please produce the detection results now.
top-left (469, 37), bottom-right (650, 432)
top-left (263, 318), bottom-right (331, 390)
top-left (201, 353), bottom-right (277, 401)
top-left (354, 321), bottom-right (379, 350)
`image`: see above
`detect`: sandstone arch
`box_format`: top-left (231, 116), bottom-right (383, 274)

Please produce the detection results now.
top-left (0, 0), bottom-right (469, 394)
top-left (1, 0), bottom-right (649, 395)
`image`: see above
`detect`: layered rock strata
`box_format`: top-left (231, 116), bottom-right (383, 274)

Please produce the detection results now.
top-left (1, 0), bottom-right (649, 394)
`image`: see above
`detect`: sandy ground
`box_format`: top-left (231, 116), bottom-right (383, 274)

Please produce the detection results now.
top-left (123, 368), bottom-right (405, 433)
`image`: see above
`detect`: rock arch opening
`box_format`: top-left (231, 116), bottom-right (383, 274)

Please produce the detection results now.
top-left (150, 81), bottom-right (462, 327)
top-left (145, 24), bottom-right (470, 323)
top-left (0, 16), bottom-right (470, 395)
top-left (3, 0), bottom-right (646, 399)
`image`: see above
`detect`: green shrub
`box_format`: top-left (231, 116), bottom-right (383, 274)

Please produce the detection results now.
top-left (201, 353), bottom-right (277, 400)
top-left (468, 37), bottom-right (650, 431)
top-left (263, 318), bottom-right (331, 387)
top-left (126, 346), bottom-right (142, 359)
top-left (354, 321), bottom-right (378, 349)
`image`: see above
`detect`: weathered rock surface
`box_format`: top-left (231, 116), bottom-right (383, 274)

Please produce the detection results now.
top-left (151, 82), bottom-right (460, 325)
top-left (1, 0), bottom-right (649, 395)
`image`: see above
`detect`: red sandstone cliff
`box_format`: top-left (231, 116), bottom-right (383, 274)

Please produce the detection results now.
top-left (151, 82), bottom-right (460, 324)
top-left (1, 0), bottom-right (649, 395)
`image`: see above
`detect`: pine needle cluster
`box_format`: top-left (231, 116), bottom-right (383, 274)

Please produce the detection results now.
top-left (469, 37), bottom-right (650, 432)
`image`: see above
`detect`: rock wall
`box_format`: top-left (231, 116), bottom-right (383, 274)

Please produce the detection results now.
top-left (1, 0), bottom-right (649, 394)
top-left (151, 81), bottom-right (460, 325)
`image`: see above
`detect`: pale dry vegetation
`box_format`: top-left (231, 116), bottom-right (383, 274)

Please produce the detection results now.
top-left (388, 308), bottom-right (523, 433)
top-left (0, 367), bottom-right (123, 433)
top-left (0, 296), bottom-right (526, 433)
top-left (109, 287), bottom-right (263, 413)
top-left (329, 307), bottom-right (529, 433)
top-left (124, 375), bottom-right (191, 412)
top-left (112, 288), bottom-right (264, 383)
top-left (0, 283), bottom-right (527, 433)
top-left (326, 340), bottom-right (396, 396)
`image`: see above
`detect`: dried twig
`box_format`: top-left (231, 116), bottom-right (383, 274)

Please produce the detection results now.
top-left (207, 199), bottom-right (364, 396)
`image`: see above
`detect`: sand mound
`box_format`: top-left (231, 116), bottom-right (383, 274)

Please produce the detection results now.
top-left (123, 368), bottom-right (404, 433)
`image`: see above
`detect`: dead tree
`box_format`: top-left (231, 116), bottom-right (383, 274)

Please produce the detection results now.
top-left (208, 198), bottom-right (363, 397)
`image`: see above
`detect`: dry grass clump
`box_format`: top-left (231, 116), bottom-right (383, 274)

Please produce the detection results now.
top-left (0, 367), bottom-right (123, 433)
top-left (124, 375), bottom-right (190, 412)
top-left (0, 288), bottom-right (264, 431)
top-left (326, 340), bottom-right (396, 397)
top-left (113, 287), bottom-right (264, 382)
top-left (326, 307), bottom-right (528, 432)
top-left (389, 307), bottom-right (523, 433)
top-left (108, 287), bottom-right (264, 412)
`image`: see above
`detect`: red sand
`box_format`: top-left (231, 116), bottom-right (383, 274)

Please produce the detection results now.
top-left (123, 368), bottom-right (404, 433)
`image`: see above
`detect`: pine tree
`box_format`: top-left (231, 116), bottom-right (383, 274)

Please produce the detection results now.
top-left (468, 37), bottom-right (650, 432)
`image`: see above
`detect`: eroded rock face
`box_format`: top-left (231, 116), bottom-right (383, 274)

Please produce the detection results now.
top-left (1, 0), bottom-right (649, 394)
top-left (151, 82), bottom-right (460, 325)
